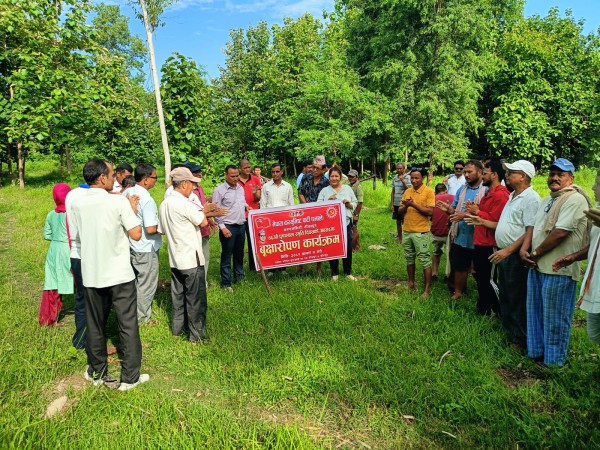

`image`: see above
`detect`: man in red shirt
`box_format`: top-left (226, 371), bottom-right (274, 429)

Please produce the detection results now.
top-left (431, 183), bottom-right (454, 281)
top-left (465, 158), bottom-right (510, 315)
top-left (238, 159), bottom-right (262, 271)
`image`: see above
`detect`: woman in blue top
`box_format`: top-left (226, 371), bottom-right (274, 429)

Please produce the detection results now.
top-left (317, 167), bottom-right (358, 281)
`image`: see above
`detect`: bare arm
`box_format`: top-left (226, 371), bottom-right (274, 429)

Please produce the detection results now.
top-left (128, 225), bottom-right (142, 241)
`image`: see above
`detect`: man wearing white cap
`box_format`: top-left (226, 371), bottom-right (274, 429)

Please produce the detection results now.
top-left (520, 158), bottom-right (591, 366)
top-left (488, 160), bottom-right (541, 350)
top-left (159, 167), bottom-right (209, 343)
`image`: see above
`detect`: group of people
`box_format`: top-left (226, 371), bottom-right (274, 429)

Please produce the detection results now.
top-left (394, 157), bottom-right (599, 367)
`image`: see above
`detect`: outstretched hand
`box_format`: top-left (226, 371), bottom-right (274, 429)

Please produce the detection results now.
top-left (552, 255), bottom-right (574, 272)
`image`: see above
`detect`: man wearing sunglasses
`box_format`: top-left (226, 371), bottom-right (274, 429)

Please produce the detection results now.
top-left (122, 163), bottom-right (162, 326)
top-left (444, 161), bottom-right (466, 196)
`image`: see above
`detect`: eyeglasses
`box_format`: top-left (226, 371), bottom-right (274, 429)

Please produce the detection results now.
top-left (271, 170), bottom-right (281, 173)
top-left (454, 167), bottom-right (464, 171)
top-left (147, 176), bottom-right (158, 179)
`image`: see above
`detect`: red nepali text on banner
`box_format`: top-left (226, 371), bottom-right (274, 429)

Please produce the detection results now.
top-left (248, 201), bottom-right (347, 270)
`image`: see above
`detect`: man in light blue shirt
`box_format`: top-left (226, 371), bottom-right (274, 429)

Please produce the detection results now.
top-left (123, 163), bottom-right (162, 324)
top-left (296, 160), bottom-right (313, 189)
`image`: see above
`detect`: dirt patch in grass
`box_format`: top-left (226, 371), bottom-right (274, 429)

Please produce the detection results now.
top-left (370, 278), bottom-right (402, 294)
top-left (496, 366), bottom-right (540, 389)
top-left (42, 373), bottom-right (88, 419)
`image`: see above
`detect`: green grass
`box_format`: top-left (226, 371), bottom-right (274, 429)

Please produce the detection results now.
top-left (0, 162), bottom-right (599, 448)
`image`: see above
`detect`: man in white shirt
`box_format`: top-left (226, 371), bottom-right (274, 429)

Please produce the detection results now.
top-left (444, 160), bottom-right (466, 195)
top-left (159, 168), bottom-right (209, 342)
top-left (111, 163), bottom-right (133, 193)
top-left (71, 159), bottom-right (148, 391)
top-left (122, 163), bottom-right (162, 325)
top-left (489, 160), bottom-right (541, 350)
top-left (260, 163), bottom-right (294, 209)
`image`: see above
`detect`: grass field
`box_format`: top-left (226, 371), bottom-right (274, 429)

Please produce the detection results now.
top-left (0, 162), bottom-right (599, 449)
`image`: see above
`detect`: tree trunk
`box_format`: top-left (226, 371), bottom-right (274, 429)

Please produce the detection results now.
top-left (8, 143), bottom-right (14, 186)
top-left (428, 152), bottom-right (434, 186)
top-left (283, 152), bottom-right (287, 176)
top-left (360, 159), bottom-right (364, 174)
top-left (383, 154), bottom-right (390, 187)
top-left (404, 147), bottom-right (408, 166)
top-left (371, 153), bottom-right (376, 178)
top-left (332, 143), bottom-right (337, 165)
top-left (17, 141), bottom-right (24, 188)
top-left (65, 143), bottom-right (72, 175)
top-left (139, 0), bottom-right (171, 183)
top-left (292, 157), bottom-right (297, 177)
top-left (60, 146), bottom-right (65, 180)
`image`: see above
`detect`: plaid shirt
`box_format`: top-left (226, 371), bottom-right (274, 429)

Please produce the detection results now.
top-left (298, 173), bottom-right (330, 203)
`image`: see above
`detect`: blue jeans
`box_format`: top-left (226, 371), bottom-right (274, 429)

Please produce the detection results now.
top-left (219, 224), bottom-right (246, 287)
top-left (70, 258), bottom-right (87, 349)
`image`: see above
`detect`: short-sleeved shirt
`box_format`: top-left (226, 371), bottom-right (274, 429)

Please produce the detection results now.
top-left (446, 174), bottom-right (465, 196)
top-left (70, 189), bottom-right (140, 288)
top-left (159, 190), bottom-right (206, 270)
top-left (122, 185), bottom-right (162, 253)
top-left (532, 192), bottom-right (589, 280)
top-left (212, 182), bottom-right (247, 228)
top-left (495, 186), bottom-right (541, 249)
top-left (351, 181), bottom-right (364, 203)
top-left (451, 183), bottom-right (485, 249)
top-left (401, 185), bottom-right (435, 233)
top-left (298, 174), bottom-right (330, 203)
top-left (317, 185), bottom-right (358, 225)
top-left (238, 175), bottom-right (262, 215)
top-left (392, 174), bottom-right (411, 206)
top-left (473, 184), bottom-right (510, 247)
top-left (580, 225), bottom-right (600, 314)
top-left (65, 186), bottom-right (89, 259)
top-left (431, 193), bottom-right (454, 237)
top-left (260, 180), bottom-right (294, 208)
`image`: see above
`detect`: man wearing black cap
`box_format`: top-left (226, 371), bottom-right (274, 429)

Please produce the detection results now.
top-left (520, 158), bottom-right (591, 366)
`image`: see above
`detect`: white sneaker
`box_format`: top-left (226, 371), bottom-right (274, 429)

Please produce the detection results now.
top-left (84, 368), bottom-right (119, 389)
top-left (118, 373), bottom-right (150, 392)
top-left (332, 275), bottom-right (339, 281)
top-left (346, 275), bottom-right (357, 281)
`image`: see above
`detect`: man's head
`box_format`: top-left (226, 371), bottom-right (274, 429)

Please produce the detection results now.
top-left (396, 163), bottom-right (405, 175)
top-left (121, 175), bottom-right (136, 191)
top-left (482, 158), bottom-right (505, 188)
top-left (225, 165), bottom-right (240, 187)
top-left (409, 168), bottom-right (427, 189)
top-left (271, 163), bottom-right (283, 182)
top-left (503, 160), bottom-right (535, 189)
top-left (547, 158), bottom-right (575, 192)
top-left (347, 169), bottom-right (359, 184)
top-left (171, 167), bottom-right (200, 198)
top-left (464, 159), bottom-right (483, 187)
top-left (435, 183), bottom-right (447, 194)
top-left (312, 164), bottom-right (326, 178)
top-left (115, 163), bottom-right (133, 184)
top-left (83, 159), bottom-right (114, 190)
top-left (302, 160), bottom-right (313, 174)
top-left (239, 159), bottom-right (251, 177)
top-left (183, 161), bottom-right (202, 178)
top-left (453, 160), bottom-right (465, 177)
top-left (134, 163), bottom-right (157, 190)
top-left (253, 166), bottom-right (262, 177)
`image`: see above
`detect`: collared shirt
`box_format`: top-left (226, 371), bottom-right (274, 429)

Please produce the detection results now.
top-left (159, 190), bottom-right (205, 270)
top-left (65, 186), bottom-right (89, 259)
top-left (164, 185), bottom-right (202, 209)
top-left (392, 174), bottom-right (411, 206)
top-left (580, 225), bottom-right (600, 313)
top-left (298, 173), bottom-right (330, 203)
top-left (122, 185), bottom-right (162, 253)
top-left (473, 184), bottom-right (510, 247)
top-left (260, 179), bottom-right (294, 208)
top-left (70, 189), bottom-right (139, 288)
top-left (238, 174), bottom-right (262, 214)
top-left (431, 193), bottom-right (454, 237)
top-left (212, 182), bottom-right (247, 228)
top-left (317, 185), bottom-right (357, 225)
top-left (401, 185), bottom-right (435, 233)
top-left (446, 174), bottom-right (465, 196)
top-left (351, 181), bottom-right (364, 203)
top-left (451, 183), bottom-right (485, 249)
top-left (532, 192), bottom-right (589, 280)
top-left (495, 186), bottom-right (541, 249)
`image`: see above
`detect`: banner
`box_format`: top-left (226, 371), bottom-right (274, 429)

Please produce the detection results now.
top-left (248, 201), bottom-right (347, 270)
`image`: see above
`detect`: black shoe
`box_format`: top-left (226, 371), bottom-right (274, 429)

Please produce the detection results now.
top-left (432, 275), bottom-right (438, 282)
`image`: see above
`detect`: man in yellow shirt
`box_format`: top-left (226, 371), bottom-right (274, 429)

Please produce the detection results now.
top-left (399, 168), bottom-right (436, 298)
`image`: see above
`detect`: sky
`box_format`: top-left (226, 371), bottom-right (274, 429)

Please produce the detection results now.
top-left (106, 0), bottom-right (600, 84)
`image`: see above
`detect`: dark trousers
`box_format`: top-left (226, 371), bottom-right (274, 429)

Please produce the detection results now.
top-left (329, 224), bottom-right (353, 276)
top-left (84, 280), bottom-right (141, 384)
top-left (171, 266), bottom-right (207, 341)
top-left (473, 245), bottom-right (500, 316)
top-left (70, 258), bottom-right (87, 349)
top-left (498, 252), bottom-right (528, 346)
top-left (219, 224), bottom-right (245, 287)
top-left (245, 222), bottom-right (256, 272)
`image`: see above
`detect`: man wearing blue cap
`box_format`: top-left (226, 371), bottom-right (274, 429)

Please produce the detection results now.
top-left (520, 158), bottom-right (591, 366)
